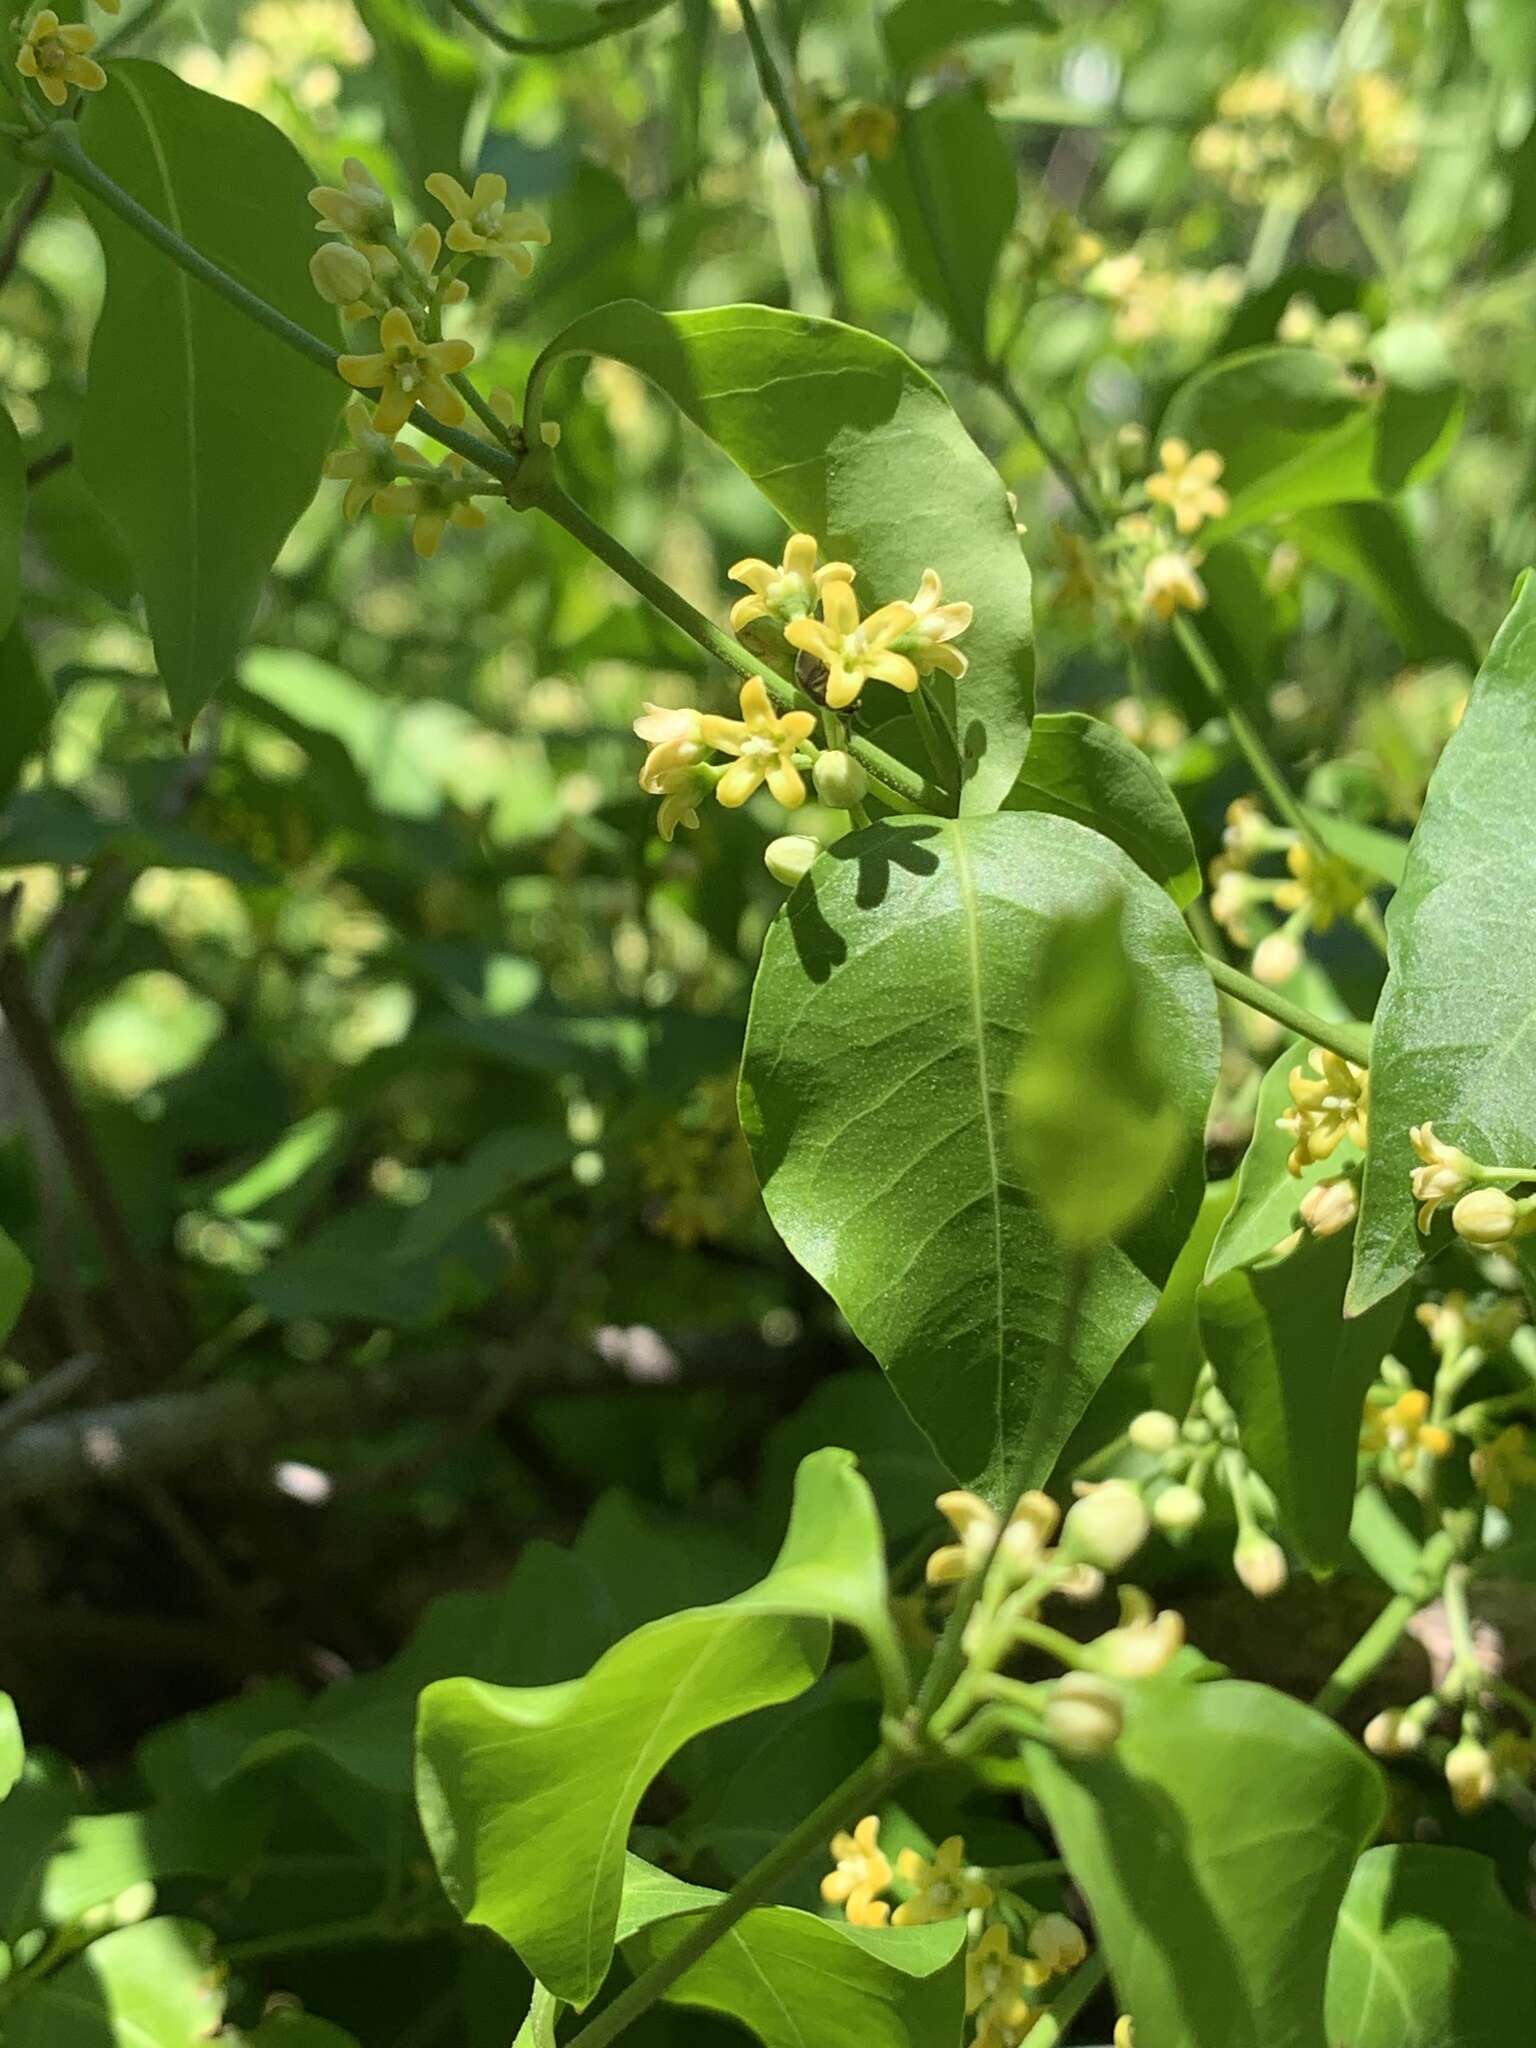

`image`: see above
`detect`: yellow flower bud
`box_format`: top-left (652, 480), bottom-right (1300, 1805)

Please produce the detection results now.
top-left (1114, 2019), bottom-right (1136, 2048)
top-left (1045, 1672), bottom-right (1124, 1758)
top-left (1234, 1532), bottom-right (1288, 1598)
top-left (1251, 931), bottom-right (1302, 985)
top-left (1028, 1912), bottom-right (1087, 1974)
top-left (1445, 1738), bottom-right (1496, 1814)
top-left (1363, 1708), bottom-right (1422, 1758)
top-left (764, 835), bottom-right (820, 888)
top-left (309, 241), bottom-right (375, 307)
top-left (1452, 1187), bottom-right (1519, 1247)
top-left (1128, 1409), bottom-right (1180, 1455)
top-left (1152, 1482), bottom-right (1205, 1533)
top-left (811, 749), bottom-right (868, 809)
top-left (1299, 1176), bottom-right (1359, 1238)
top-left (1061, 1481), bottom-right (1151, 1572)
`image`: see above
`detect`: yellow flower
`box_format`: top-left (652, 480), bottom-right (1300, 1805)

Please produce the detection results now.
top-left (425, 171), bottom-right (550, 274)
top-left (966, 1925), bottom-right (1031, 2017)
top-left (727, 533), bottom-right (854, 635)
top-left (820, 1815), bottom-right (891, 1928)
top-left (1027, 1913), bottom-right (1087, 1975)
top-left (902, 569), bottom-right (974, 679)
top-left (309, 156), bottom-right (391, 237)
top-left (1093, 1588), bottom-right (1186, 1678)
top-left (1144, 439), bottom-right (1229, 535)
top-left (1409, 1124), bottom-right (1479, 1233)
top-left (1271, 842), bottom-right (1368, 930)
top-left (1361, 1387), bottom-right (1453, 1471)
top-left (926, 1488), bottom-right (1059, 1588)
top-left (699, 677), bottom-right (816, 810)
top-left (1471, 1426), bottom-right (1536, 1512)
top-left (975, 1997), bottom-right (1041, 2048)
top-left (834, 102), bottom-right (899, 165)
top-left (1276, 1049), bottom-right (1368, 1176)
top-left (633, 704), bottom-right (708, 793)
top-left (645, 760), bottom-right (715, 843)
top-left (1140, 549), bottom-right (1207, 621)
top-left (891, 1836), bottom-right (992, 1926)
top-left (322, 397), bottom-right (415, 521)
top-left (337, 306), bottom-right (475, 435)
top-left (371, 452), bottom-right (489, 559)
top-left (16, 10), bottom-right (106, 105)
top-left (784, 580), bottom-right (919, 710)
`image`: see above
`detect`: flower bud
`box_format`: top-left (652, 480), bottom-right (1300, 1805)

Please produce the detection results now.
top-left (1114, 2020), bottom-right (1135, 2048)
top-left (1300, 1176), bottom-right (1359, 1238)
top-left (1128, 1409), bottom-right (1181, 1456)
top-left (1096, 1604), bottom-right (1185, 1678)
top-left (1452, 1187), bottom-right (1519, 1246)
top-left (1363, 1708), bottom-right (1422, 1759)
top-left (1061, 1481), bottom-right (1151, 1572)
top-left (812, 749), bottom-right (868, 809)
top-left (309, 241), bottom-right (374, 306)
top-left (1044, 1672), bottom-right (1124, 1759)
top-left (1234, 1532), bottom-right (1288, 1599)
top-left (1152, 1482), bottom-right (1205, 1534)
top-left (1028, 1912), bottom-right (1087, 1973)
top-left (1445, 1737), bottom-right (1496, 1814)
top-left (1251, 932), bottom-right (1301, 985)
top-left (764, 835), bottom-right (820, 888)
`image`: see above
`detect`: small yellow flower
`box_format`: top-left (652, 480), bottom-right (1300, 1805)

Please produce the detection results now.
top-left (820, 1815), bottom-right (891, 1928)
top-left (926, 1488), bottom-right (1058, 1587)
top-left (1271, 842), bottom-right (1368, 930)
top-left (633, 704), bottom-right (708, 793)
top-left (1276, 1049), bottom-right (1368, 1176)
top-left (1361, 1387), bottom-right (1453, 1470)
top-left (784, 580), bottom-right (919, 710)
top-left (309, 156), bottom-right (391, 237)
top-left (425, 170), bottom-right (550, 274)
top-left (1093, 1588), bottom-right (1186, 1678)
top-left (1144, 439), bottom-right (1229, 535)
top-left (1140, 549), bottom-right (1207, 621)
top-left (834, 102), bottom-right (899, 165)
top-left (372, 453), bottom-right (489, 559)
top-left (1027, 1912), bottom-right (1087, 1976)
top-left (645, 760), bottom-right (715, 843)
top-left (890, 1837), bottom-right (991, 1926)
top-left (966, 1925), bottom-right (1031, 2017)
top-left (337, 306), bottom-right (475, 435)
top-left (975, 1997), bottom-right (1041, 2048)
top-left (901, 568), bottom-right (974, 679)
top-left (322, 397), bottom-right (416, 521)
top-left (1471, 1426), bottom-right (1536, 1512)
top-left (699, 677), bottom-right (816, 810)
top-left (16, 10), bottom-right (106, 106)
top-left (1409, 1124), bottom-right (1479, 1234)
top-left (727, 533), bottom-right (854, 635)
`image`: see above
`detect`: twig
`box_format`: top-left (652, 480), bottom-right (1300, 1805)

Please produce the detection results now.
top-left (0, 1351), bottom-right (103, 1444)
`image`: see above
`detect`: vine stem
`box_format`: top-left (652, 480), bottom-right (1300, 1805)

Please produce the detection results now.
top-left (1311, 1526), bottom-right (1459, 1717)
top-left (737, 0), bottom-right (816, 184)
top-left (1170, 616), bottom-right (1326, 855)
top-left (440, 0), bottom-right (680, 57)
top-left (521, 468), bottom-right (943, 813)
top-left (564, 1747), bottom-right (910, 2048)
top-left (1200, 950), bottom-right (1371, 1066)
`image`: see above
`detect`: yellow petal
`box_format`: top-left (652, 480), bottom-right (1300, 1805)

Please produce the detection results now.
top-left (819, 579), bottom-right (860, 634)
top-left (716, 759), bottom-right (763, 807)
top-left (729, 593), bottom-right (769, 633)
top-left (782, 533), bottom-right (819, 580)
top-left (429, 337), bottom-right (476, 374)
top-left (378, 306), bottom-right (417, 351)
top-left (59, 24), bottom-right (97, 51)
top-left (425, 171), bottom-right (472, 216)
top-left (66, 55), bottom-right (107, 92)
top-left (866, 651), bottom-right (919, 692)
top-left (737, 676), bottom-right (774, 726)
top-left (444, 220), bottom-right (481, 254)
top-left (336, 352), bottom-right (389, 389)
top-left (472, 171), bottom-right (508, 211)
top-left (766, 761), bottom-right (806, 808)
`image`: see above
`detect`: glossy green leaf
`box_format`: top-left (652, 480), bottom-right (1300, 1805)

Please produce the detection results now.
top-left (5, 1918), bottom-right (224, 2046)
top-left (1007, 711), bottom-right (1200, 907)
top-left (1144, 1179), bottom-right (1234, 1415)
top-left (0, 1694), bottom-right (21, 1803)
top-left (525, 300), bottom-right (1034, 810)
top-left (0, 624), bottom-right (54, 808)
top-left (416, 1447), bottom-right (892, 2003)
top-left (1351, 571), bottom-right (1536, 1312)
top-left (0, 404), bottom-right (22, 638)
top-left (1208, 1039), bottom-right (1361, 1283)
top-left (1327, 1845), bottom-right (1536, 2047)
top-left (1160, 347), bottom-right (1461, 539)
top-left (1010, 897), bottom-right (1189, 1246)
top-left (870, 89), bottom-right (1015, 354)
top-left (78, 62), bottom-right (342, 723)
top-left (1202, 1232), bottom-right (1404, 1569)
top-left (617, 1856), bottom-right (966, 2048)
top-left (1028, 1680), bottom-right (1384, 2048)
top-left (740, 813), bottom-right (1219, 1496)
top-left (883, 0), bottom-right (1057, 75)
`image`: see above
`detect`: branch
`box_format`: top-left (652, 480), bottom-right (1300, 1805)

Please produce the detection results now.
top-left (1200, 951), bottom-right (1372, 1068)
top-left (441, 0), bottom-right (680, 58)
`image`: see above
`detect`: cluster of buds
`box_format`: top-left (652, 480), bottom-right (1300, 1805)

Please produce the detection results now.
top-left (1277, 294), bottom-right (1373, 363)
top-left (1409, 1124), bottom-right (1536, 1248)
top-left (1083, 247), bottom-right (1243, 355)
top-left (12, 2), bottom-right (110, 107)
top-left (1193, 69), bottom-right (1416, 210)
top-left (794, 87), bottom-right (899, 177)
top-left (1365, 1701), bottom-right (1535, 1817)
top-left (1125, 1372), bottom-right (1289, 1599)
top-left (1209, 799), bottom-right (1376, 988)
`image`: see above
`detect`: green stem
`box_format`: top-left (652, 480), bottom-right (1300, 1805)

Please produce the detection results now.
top-left (738, 0), bottom-right (816, 185)
top-left (33, 124), bottom-right (520, 482)
top-left (982, 363), bottom-right (1101, 530)
top-left (564, 1748), bottom-right (909, 2048)
top-left (1027, 1953), bottom-right (1108, 2048)
top-left (1311, 1526), bottom-right (1459, 1717)
top-left (1442, 1563), bottom-right (1485, 1698)
top-left (1171, 615), bottom-right (1323, 852)
top-left (440, 0), bottom-right (681, 57)
top-left (1200, 950), bottom-right (1372, 1066)
top-left (522, 468), bottom-right (939, 813)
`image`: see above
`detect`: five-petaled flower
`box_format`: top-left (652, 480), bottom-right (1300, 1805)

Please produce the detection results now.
top-left (784, 580), bottom-right (919, 709)
top-left (1409, 1123), bottom-right (1479, 1233)
top-left (1277, 1048), bottom-right (1369, 1175)
top-left (16, 10), bottom-right (106, 106)
top-left (634, 704), bottom-right (708, 793)
top-left (1145, 438), bottom-right (1229, 535)
top-left (309, 156), bottom-right (392, 238)
top-left (926, 1487), bottom-right (1059, 1587)
top-left (900, 569), bottom-right (974, 678)
top-left (821, 1815), bottom-right (891, 1927)
top-left (700, 678), bottom-right (817, 810)
top-left (1361, 1387), bottom-right (1453, 1471)
top-left (337, 307), bottom-right (475, 435)
top-left (371, 453), bottom-right (488, 559)
top-left (727, 533), bottom-right (853, 635)
top-left (1140, 549), bottom-right (1207, 621)
top-left (322, 399), bottom-right (416, 522)
top-left (891, 1836), bottom-right (992, 1926)
top-left (425, 171), bottom-right (550, 274)
top-left (966, 1925), bottom-right (1034, 2016)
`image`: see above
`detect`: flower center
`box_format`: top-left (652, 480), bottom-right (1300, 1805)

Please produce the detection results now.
top-left (37, 34), bottom-right (69, 72)
top-left (739, 735), bottom-right (778, 762)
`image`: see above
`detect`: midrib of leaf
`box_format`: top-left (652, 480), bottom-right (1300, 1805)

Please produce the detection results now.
top-left (727, 1925), bottom-right (808, 2048)
top-left (1335, 1907), bottom-right (1418, 2040)
top-left (117, 70), bottom-right (200, 684)
top-left (944, 823), bottom-right (1007, 1462)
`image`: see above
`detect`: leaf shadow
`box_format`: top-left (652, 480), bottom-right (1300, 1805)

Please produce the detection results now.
top-left (785, 823), bottom-right (942, 985)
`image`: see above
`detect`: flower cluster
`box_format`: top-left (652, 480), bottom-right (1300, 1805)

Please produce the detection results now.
top-left (1360, 1385), bottom-right (1454, 1474)
top-left (14, 4), bottom-right (109, 108)
top-left (794, 88), bottom-right (899, 177)
top-left (1193, 69), bottom-right (1416, 210)
top-left (1209, 798), bottom-right (1375, 987)
top-left (1125, 1372), bottom-right (1289, 1599)
top-left (1277, 1049), bottom-right (1369, 1176)
top-left (1277, 294), bottom-right (1373, 362)
top-left (1084, 247), bottom-right (1243, 356)
top-left (1408, 1124), bottom-right (1536, 1246)
top-left (634, 678), bottom-right (819, 842)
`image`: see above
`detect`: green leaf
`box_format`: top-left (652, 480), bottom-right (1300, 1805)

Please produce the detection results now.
top-left (0, 1694), bottom-right (21, 1803)
top-left (5, 1919), bottom-right (224, 2046)
top-left (1007, 711), bottom-right (1200, 907)
top-left (1010, 897), bottom-right (1189, 1246)
top-left (1289, 503), bottom-right (1476, 669)
top-left (415, 1447), bottom-right (891, 2003)
top-left (739, 812), bottom-right (1219, 1496)
top-left (1028, 1680), bottom-right (1384, 2048)
top-left (1305, 808), bottom-right (1409, 890)
top-left (616, 1856), bottom-right (966, 2048)
top-left (1350, 570), bottom-right (1536, 1312)
top-left (882, 0), bottom-right (1057, 76)
top-left (1327, 1845), bottom-right (1536, 2047)
top-left (1207, 1039), bottom-right (1358, 1284)
top-left (869, 89), bottom-right (1015, 354)
top-left (1202, 1233), bottom-right (1404, 1569)
top-left (78, 62), bottom-right (342, 724)
top-left (512, 1984), bottom-right (563, 2048)
top-left (525, 301), bottom-right (1034, 811)
top-left (1143, 1179), bottom-right (1234, 1416)
top-left (0, 1220), bottom-right (32, 1349)
top-left (0, 403), bottom-right (22, 638)
top-left (355, 0), bottom-right (478, 189)
top-left (0, 624), bottom-right (55, 808)
top-left (1159, 347), bottom-right (1461, 538)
